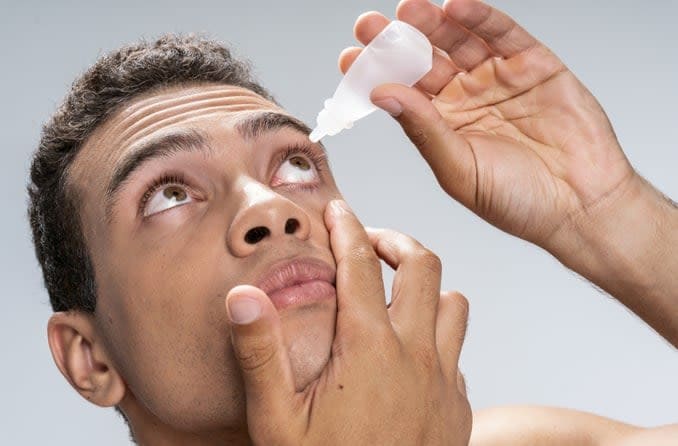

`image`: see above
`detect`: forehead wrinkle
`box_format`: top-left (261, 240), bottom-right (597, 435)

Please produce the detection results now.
top-left (116, 95), bottom-right (276, 146)
top-left (112, 84), bottom-right (273, 125)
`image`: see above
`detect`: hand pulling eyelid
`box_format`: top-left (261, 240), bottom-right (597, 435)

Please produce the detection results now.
top-left (309, 20), bottom-right (433, 143)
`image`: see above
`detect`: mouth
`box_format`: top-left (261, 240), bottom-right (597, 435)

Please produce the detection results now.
top-left (256, 257), bottom-right (336, 310)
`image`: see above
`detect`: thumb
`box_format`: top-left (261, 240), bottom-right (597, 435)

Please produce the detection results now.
top-left (371, 83), bottom-right (477, 208)
top-left (226, 285), bottom-right (295, 432)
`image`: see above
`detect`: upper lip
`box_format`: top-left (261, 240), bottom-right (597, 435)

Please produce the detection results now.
top-left (255, 257), bottom-right (336, 296)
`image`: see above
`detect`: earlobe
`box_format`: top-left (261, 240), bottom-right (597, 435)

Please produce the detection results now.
top-left (47, 312), bottom-right (126, 407)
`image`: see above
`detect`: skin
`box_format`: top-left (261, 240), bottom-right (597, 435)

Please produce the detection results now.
top-left (337, 0), bottom-right (677, 443)
top-left (471, 406), bottom-right (639, 445)
top-left (47, 83), bottom-right (471, 444)
top-left (470, 406), bottom-right (678, 446)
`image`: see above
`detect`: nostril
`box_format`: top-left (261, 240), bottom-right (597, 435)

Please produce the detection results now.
top-left (284, 218), bottom-right (300, 235)
top-left (244, 226), bottom-right (270, 244)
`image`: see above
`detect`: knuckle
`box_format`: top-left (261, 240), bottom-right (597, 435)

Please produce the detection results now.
top-left (415, 250), bottom-right (442, 275)
top-left (450, 291), bottom-right (470, 319)
top-left (233, 338), bottom-right (278, 372)
top-left (456, 370), bottom-right (468, 397)
top-left (443, 291), bottom-right (470, 348)
top-left (387, 227), bottom-right (409, 243)
top-left (375, 232), bottom-right (399, 255)
top-left (389, 228), bottom-right (418, 248)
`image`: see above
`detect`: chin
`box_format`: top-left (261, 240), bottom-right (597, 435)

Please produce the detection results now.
top-left (281, 300), bottom-right (336, 391)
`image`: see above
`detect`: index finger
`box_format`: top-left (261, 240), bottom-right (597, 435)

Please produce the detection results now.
top-left (366, 228), bottom-right (442, 346)
top-left (324, 200), bottom-right (391, 335)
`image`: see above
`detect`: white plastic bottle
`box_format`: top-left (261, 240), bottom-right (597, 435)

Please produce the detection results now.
top-left (309, 20), bottom-right (433, 143)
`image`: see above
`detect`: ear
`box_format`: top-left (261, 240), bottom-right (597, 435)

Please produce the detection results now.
top-left (47, 312), bottom-right (126, 407)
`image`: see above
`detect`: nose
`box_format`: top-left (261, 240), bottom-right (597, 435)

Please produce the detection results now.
top-left (228, 181), bottom-right (311, 257)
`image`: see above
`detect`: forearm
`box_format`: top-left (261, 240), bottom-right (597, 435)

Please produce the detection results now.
top-left (470, 406), bottom-right (638, 446)
top-left (470, 406), bottom-right (676, 446)
top-left (549, 174), bottom-right (678, 346)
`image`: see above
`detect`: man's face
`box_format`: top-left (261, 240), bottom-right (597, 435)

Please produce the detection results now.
top-left (69, 84), bottom-right (341, 432)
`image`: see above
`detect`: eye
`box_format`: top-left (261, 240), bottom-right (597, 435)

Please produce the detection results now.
top-left (272, 154), bottom-right (318, 186)
top-left (144, 184), bottom-right (193, 217)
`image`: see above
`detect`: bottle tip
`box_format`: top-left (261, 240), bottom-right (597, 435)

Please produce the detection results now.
top-left (309, 127), bottom-right (324, 143)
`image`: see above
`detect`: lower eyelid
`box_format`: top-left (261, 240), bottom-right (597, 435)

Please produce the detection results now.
top-left (272, 179), bottom-right (321, 192)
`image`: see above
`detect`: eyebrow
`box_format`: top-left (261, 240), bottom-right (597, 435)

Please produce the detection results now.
top-left (104, 111), bottom-right (323, 220)
top-left (236, 111), bottom-right (313, 141)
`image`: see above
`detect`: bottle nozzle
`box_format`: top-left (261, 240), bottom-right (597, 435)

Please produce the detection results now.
top-left (309, 99), bottom-right (353, 143)
top-left (309, 127), bottom-right (325, 143)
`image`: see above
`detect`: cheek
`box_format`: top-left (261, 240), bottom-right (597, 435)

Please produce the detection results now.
top-left (95, 229), bottom-right (247, 430)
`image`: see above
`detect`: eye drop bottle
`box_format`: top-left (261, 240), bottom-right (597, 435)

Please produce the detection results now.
top-left (309, 20), bottom-right (433, 142)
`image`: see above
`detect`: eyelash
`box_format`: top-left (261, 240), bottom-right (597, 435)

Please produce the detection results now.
top-left (139, 173), bottom-right (189, 215)
top-left (273, 143), bottom-right (327, 176)
top-left (138, 144), bottom-right (326, 215)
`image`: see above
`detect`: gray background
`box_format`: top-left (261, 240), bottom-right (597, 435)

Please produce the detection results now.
top-left (2, 0), bottom-right (676, 443)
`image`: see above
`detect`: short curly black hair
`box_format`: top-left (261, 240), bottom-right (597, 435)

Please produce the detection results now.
top-left (28, 34), bottom-right (274, 313)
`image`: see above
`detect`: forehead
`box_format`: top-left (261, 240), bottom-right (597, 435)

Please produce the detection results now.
top-left (68, 84), bottom-right (285, 195)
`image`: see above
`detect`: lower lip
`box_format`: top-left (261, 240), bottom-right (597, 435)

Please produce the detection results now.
top-left (268, 280), bottom-right (336, 310)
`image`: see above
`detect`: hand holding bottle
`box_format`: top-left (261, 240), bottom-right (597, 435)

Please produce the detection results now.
top-left (339, 0), bottom-right (678, 345)
top-left (310, 20), bottom-right (433, 142)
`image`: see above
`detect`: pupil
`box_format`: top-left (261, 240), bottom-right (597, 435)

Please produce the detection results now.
top-left (290, 156), bottom-right (310, 170)
top-left (164, 186), bottom-right (186, 201)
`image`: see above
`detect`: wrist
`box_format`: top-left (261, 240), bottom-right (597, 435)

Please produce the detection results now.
top-left (559, 174), bottom-right (665, 286)
top-left (547, 174), bottom-right (678, 342)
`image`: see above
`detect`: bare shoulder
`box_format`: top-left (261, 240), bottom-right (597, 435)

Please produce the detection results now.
top-left (613, 424), bottom-right (678, 446)
top-left (470, 406), bottom-right (677, 446)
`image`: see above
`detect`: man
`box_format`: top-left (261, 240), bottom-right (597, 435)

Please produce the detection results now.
top-left (28, 1), bottom-right (675, 446)
top-left (30, 35), bottom-right (471, 444)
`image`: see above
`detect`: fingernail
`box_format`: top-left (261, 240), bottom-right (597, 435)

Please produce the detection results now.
top-left (373, 98), bottom-right (403, 117)
top-left (227, 296), bottom-right (262, 325)
top-left (330, 199), bottom-right (351, 217)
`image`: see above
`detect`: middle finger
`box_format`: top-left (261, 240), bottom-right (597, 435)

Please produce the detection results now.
top-left (366, 228), bottom-right (442, 345)
top-left (396, 0), bottom-right (493, 71)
